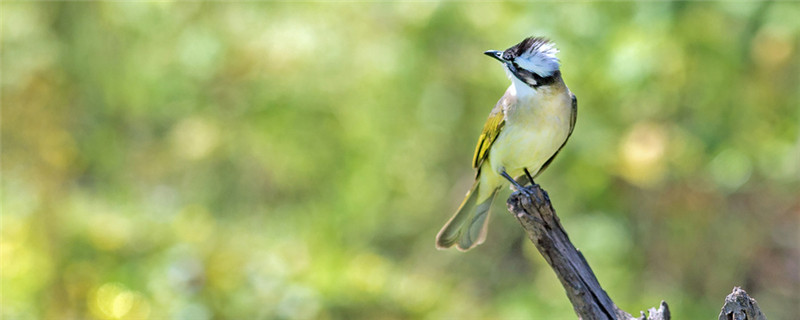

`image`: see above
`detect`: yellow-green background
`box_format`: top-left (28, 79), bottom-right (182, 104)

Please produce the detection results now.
top-left (2, 2), bottom-right (799, 319)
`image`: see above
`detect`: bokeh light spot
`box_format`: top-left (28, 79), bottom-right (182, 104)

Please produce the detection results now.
top-left (173, 205), bottom-right (215, 244)
top-left (751, 27), bottom-right (793, 68)
top-left (170, 117), bottom-right (220, 160)
top-left (709, 148), bottom-right (753, 191)
top-left (178, 28), bottom-right (222, 77)
top-left (277, 285), bottom-right (321, 320)
top-left (91, 283), bottom-right (150, 320)
top-left (619, 122), bottom-right (667, 187)
top-left (346, 253), bottom-right (390, 293)
top-left (87, 213), bottom-right (132, 252)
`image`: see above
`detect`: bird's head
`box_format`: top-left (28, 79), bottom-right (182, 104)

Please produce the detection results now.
top-left (484, 37), bottom-right (560, 88)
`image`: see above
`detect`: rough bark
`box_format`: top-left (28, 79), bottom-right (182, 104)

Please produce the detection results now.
top-left (718, 287), bottom-right (766, 320)
top-left (506, 184), bottom-right (669, 320)
top-left (505, 184), bottom-right (767, 320)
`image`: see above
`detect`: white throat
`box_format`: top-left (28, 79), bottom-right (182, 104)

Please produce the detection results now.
top-left (506, 70), bottom-right (537, 98)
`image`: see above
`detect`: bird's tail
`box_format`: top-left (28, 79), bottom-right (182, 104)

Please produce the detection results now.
top-left (435, 181), bottom-right (499, 251)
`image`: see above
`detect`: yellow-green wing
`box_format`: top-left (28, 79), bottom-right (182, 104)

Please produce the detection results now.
top-left (472, 101), bottom-right (506, 172)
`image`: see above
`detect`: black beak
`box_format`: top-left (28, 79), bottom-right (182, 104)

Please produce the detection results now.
top-left (484, 50), bottom-right (503, 62)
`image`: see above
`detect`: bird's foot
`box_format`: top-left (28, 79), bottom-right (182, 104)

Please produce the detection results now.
top-left (500, 170), bottom-right (525, 191)
top-left (523, 168), bottom-right (535, 187)
top-left (501, 170), bottom-right (536, 197)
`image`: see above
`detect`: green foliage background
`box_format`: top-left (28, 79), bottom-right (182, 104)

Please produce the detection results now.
top-left (2, 2), bottom-right (799, 319)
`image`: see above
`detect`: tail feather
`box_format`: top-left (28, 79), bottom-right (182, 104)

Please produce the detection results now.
top-left (436, 182), bottom-right (499, 251)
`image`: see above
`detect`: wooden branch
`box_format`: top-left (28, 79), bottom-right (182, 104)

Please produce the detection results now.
top-left (505, 184), bottom-right (769, 319)
top-left (506, 184), bottom-right (669, 320)
top-left (718, 287), bottom-right (766, 320)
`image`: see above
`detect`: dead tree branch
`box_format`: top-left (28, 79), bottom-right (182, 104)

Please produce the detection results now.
top-left (505, 184), bottom-right (768, 319)
top-left (506, 184), bottom-right (668, 320)
top-left (718, 287), bottom-right (766, 320)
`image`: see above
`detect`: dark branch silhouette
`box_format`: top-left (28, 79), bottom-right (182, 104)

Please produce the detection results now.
top-left (506, 184), bottom-right (767, 320)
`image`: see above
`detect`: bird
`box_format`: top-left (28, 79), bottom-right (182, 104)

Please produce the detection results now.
top-left (435, 37), bottom-right (577, 251)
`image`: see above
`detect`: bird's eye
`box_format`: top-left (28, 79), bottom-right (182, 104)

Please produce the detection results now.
top-left (503, 52), bottom-right (513, 60)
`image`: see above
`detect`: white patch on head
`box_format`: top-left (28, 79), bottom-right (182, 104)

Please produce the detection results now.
top-left (515, 41), bottom-right (560, 77)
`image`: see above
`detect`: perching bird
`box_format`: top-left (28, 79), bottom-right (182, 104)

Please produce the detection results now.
top-left (436, 37), bottom-right (577, 251)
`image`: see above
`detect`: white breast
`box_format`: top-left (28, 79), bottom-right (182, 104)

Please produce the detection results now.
top-left (488, 82), bottom-right (572, 178)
